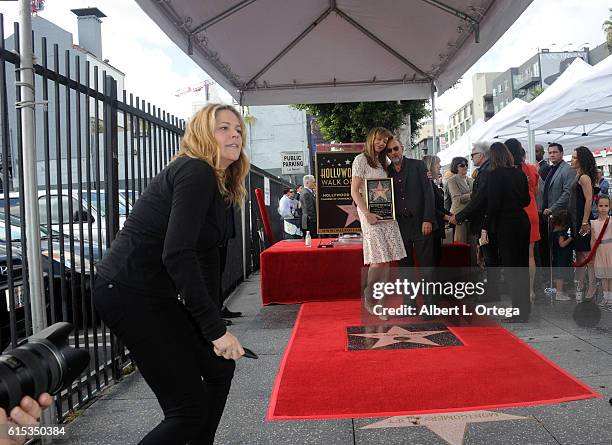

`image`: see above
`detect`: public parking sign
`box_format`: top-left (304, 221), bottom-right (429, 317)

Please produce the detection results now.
top-left (281, 151), bottom-right (305, 175)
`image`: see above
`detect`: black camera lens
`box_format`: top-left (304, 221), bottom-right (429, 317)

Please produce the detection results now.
top-left (0, 322), bottom-right (89, 412)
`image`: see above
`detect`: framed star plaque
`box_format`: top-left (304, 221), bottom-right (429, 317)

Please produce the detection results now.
top-left (364, 178), bottom-right (395, 220)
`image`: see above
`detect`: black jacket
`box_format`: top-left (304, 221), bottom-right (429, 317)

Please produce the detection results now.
top-left (96, 157), bottom-right (227, 341)
top-left (388, 157), bottom-right (436, 238)
top-left (485, 166), bottom-right (530, 234)
top-left (300, 188), bottom-right (317, 230)
top-left (456, 159), bottom-right (491, 234)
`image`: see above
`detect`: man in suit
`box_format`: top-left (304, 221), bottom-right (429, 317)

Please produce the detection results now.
top-left (300, 175), bottom-right (318, 238)
top-left (539, 143), bottom-right (574, 267)
top-left (387, 138), bottom-right (435, 267)
top-left (450, 141), bottom-right (501, 302)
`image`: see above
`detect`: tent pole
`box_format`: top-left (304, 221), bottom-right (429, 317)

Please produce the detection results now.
top-left (431, 83), bottom-right (437, 155)
top-left (526, 119), bottom-right (536, 163)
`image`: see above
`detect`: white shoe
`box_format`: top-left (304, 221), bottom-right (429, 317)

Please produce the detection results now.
top-left (555, 292), bottom-right (571, 301)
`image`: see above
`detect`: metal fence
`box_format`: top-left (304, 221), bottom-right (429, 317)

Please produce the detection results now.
top-left (0, 14), bottom-right (292, 422)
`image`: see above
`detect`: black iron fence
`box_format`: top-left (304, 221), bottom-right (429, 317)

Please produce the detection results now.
top-left (0, 14), bottom-right (291, 422)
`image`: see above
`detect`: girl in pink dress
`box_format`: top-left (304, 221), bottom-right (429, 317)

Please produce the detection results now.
top-left (591, 195), bottom-right (612, 305)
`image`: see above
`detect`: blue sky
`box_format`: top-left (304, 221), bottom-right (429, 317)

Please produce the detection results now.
top-left (1, 0), bottom-right (611, 124)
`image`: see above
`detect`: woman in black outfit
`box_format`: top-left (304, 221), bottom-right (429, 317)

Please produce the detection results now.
top-left (93, 104), bottom-right (249, 444)
top-left (482, 142), bottom-right (531, 322)
top-left (568, 146), bottom-right (597, 298)
top-left (422, 155), bottom-right (452, 266)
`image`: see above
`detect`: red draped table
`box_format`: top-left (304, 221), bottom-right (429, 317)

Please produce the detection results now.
top-left (259, 240), bottom-right (470, 305)
top-left (260, 239), bottom-right (363, 305)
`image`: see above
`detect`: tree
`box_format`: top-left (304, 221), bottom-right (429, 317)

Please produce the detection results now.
top-left (293, 101), bottom-right (429, 143)
top-left (604, 7), bottom-right (612, 49)
top-left (527, 86), bottom-right (544, 102)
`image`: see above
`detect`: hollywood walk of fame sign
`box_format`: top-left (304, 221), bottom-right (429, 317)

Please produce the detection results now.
top-left (315, 151), bottom-right (361, 234)
top-left (347, 324), bottom-right (463, 351)
top-left (361, 410), bottom-right (530, 445)
top-left (365, 178), bottom-right (395, 220)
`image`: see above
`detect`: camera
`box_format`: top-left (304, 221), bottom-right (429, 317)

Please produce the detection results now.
top-left (0, 322), bottom-right (89, 411)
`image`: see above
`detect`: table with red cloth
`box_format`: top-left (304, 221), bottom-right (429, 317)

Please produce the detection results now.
top-left (259, 239), bottom-right (471, 305)
top-left (260, 239), bottom-right (363, 305)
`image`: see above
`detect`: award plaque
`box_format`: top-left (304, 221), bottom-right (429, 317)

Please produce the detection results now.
top-left (364, 178), bottom-right (395, 220)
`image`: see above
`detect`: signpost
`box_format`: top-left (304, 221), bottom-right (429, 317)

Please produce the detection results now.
top-left (281, 151), bottom-right (305, 175)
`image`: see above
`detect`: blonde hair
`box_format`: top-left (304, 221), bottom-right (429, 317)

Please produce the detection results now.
top-left (363, 127), bottom-right (393, 169)
top-left (174, 104), bottom-right (249, 204)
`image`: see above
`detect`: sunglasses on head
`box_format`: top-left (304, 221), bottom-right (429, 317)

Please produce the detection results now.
top-left (386, 146), bottom-right (401, 153)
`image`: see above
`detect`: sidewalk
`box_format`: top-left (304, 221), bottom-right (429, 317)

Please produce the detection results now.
top-left (54, 274), bottom-right (612, 444)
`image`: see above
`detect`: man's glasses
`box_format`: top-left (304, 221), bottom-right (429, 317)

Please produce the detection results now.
top-left (470, 152), bottom-right (481, 158)
top-left (387, 146), bottom-right (401, 153)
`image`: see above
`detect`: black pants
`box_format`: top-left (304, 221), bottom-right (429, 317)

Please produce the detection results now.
top-left (496, 215), bottom-right (531, 318)
top-left (397, 215), bottom-right (434, 268)
top-left (93, 278), bottom-right (235, 445)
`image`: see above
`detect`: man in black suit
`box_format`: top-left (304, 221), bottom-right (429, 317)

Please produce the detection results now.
top-left (450, 141), bottom-right (501, 302)
top-left (387, 139), bottom-right (435, 267)
top-left (300, 174), bottom-right (318, 238)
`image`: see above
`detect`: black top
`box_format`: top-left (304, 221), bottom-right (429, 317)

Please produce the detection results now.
top-left (456, 159), bottom-right (491, 234)
top-left (538, 159), bottom-right (551, 182)
top-left (485, 166), bottom-right (530, 233)
top-left (96, 156), bottom-right (227, 341)
top-left (431, 180), bottom-right (451, 239)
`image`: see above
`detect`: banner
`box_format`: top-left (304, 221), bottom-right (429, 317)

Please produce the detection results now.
top-left (281, 151), bottom-right (305, 175)
top-left (315, 152), bottom-right (361, 234)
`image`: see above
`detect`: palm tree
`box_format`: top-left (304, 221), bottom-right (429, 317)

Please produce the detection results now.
top-left (604, 8), bottom-right (612, 49)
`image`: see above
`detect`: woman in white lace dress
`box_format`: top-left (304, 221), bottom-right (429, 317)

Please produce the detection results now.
top-left (351, 128), bottom-right (406, 315)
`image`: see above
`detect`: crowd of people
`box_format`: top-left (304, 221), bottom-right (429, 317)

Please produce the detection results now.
top-left (340, 127), bottom-right (612, 324)
top-left (440, 140), bottom-right (612, 314)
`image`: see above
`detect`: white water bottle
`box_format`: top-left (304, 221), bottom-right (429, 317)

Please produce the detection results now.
top-left (305, 231), bottom-right (312, 247)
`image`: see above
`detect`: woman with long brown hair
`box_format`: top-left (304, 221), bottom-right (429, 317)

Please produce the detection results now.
top-left (351, 128), bottom-right (406, 316)
top-left (483, 142), bottom-right (531, 322)
top-left (93, 104), bottom-right (249, 444)
top-left (569, 145), bottom-right (598, 299)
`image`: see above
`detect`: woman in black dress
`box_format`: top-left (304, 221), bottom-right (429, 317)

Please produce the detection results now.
top-left (569, 146), bottom-right (597, 299)
top-left (482, 142), bottom-right (531, 322)
top-left (93, 104), bottom-right (249, 444)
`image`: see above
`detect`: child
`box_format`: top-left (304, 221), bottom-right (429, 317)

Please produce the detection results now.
top-left (590, 195), bottom-right (612, 306)
top-left (550, 210), bottom-right (574, 301)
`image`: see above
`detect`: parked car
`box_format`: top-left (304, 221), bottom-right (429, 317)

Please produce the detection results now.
top-left (0, 189), bottom-right (132, 246)
top-left (0, 243), bottom-right (25, 351)
top-left (0, 211), bottom-right (103, 326)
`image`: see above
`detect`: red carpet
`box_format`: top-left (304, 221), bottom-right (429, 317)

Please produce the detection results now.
top-left (267, 300), bottom-right (601, 420)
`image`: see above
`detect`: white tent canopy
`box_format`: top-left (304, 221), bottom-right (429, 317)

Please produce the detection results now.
top-left (136, 0), bottom-right (532, 105)
top-left (491, 58), bottom-right (593, 140)
top-left (484, 55), bottom-right (612, 149)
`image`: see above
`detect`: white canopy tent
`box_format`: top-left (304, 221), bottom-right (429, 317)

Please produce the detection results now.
top-left (485, 55), bottom-right (612, 152)
top-left (136, 0), bottom-right (532, 107)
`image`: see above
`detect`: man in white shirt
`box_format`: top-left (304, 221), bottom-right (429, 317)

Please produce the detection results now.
top-left (279, 188), bottom-right (302, 239)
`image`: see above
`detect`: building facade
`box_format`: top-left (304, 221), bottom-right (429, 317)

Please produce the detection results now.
top-left (493, 49), bottom-right (589, 112)
top-left (448, 101), bottom-right (473, 145)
